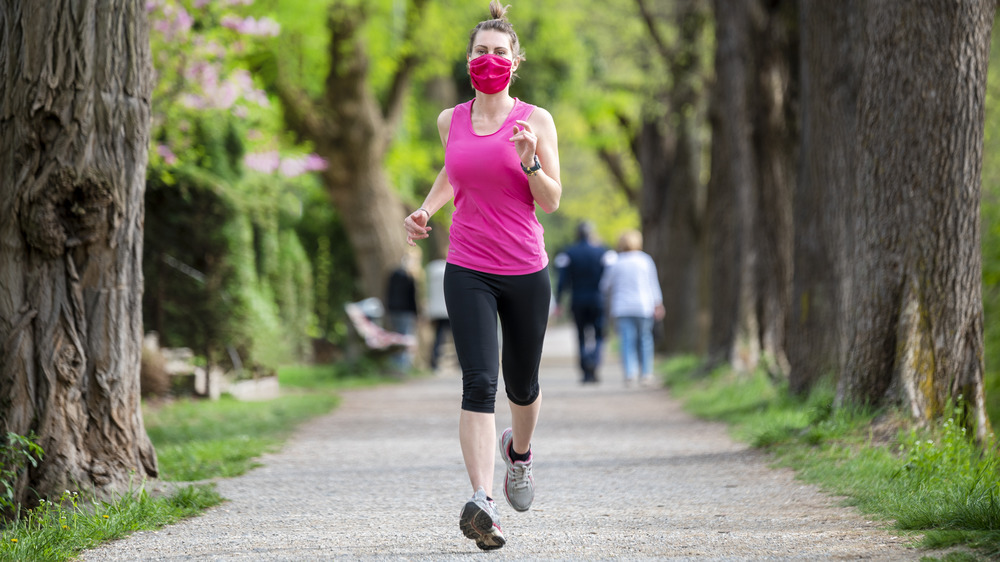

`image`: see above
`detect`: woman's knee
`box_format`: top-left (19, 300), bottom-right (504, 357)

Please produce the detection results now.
top-left (506, 381), bottom-right (540, 407)
top-left (462, 370), bottom-right (498, 413)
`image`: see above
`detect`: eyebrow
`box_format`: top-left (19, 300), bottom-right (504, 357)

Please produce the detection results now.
top-left (474, 44), bottom-right (507, 50)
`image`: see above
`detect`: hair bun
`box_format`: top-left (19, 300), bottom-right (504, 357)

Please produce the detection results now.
top-left (489, 0), bottom-right (510, 21)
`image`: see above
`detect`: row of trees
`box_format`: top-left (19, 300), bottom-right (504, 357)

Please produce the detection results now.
top-left (684, 0), bottom-right (993, 441)
top-left (1, 0), bottom-right (997, 514)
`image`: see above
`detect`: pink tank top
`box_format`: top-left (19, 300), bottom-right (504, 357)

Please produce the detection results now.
top-left (445, 98), bottom-right (548, 275)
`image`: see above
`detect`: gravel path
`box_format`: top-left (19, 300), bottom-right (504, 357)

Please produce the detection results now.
top-left (80, 324), bottom-right (923, 561)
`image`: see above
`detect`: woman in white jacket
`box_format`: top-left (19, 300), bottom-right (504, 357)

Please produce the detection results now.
top-left (600, 230), bottom-right (665, 386)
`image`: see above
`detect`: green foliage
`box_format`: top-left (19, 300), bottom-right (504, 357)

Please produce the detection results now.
top-left (144, 0), bottom-right (701, 365)
top-left (247, 0), bottom-right (645, 260)
top-left (982, 14), bottom-right (1000, 431)
top-left (0, 486), bottom-right (221, 562)
top-left (147, 2), bottom-right (323, 371)
top-left (663, 359), bottom-right (1000, 559)
top-left (145, 114), bottom-right (317, 370)
top-left (0, 434), bottom-right (43, 518)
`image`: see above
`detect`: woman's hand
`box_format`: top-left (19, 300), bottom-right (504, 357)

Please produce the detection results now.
top-left (510, 119), bottom-right (538, 168)
top-left (654, 304), bottom-right (666, 321)
top-left (403, 208), bottom-right (432, 246)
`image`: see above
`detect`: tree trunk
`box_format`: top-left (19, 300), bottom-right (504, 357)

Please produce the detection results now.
top-left (0, 0), bottom-right (158, 508)
top-left (636, 0), bottom-right (710, 355)
top-left (842, 0), bottom-right (993, 439)
top-left (274, 0), bottom-right (426, 300)
top-left (749, 0), bottom-right (796, 379)
top-left (706, 0), bottom-right (796, 375)
top-left (706, 0), bottom-right (759, 370)
top-left (787, 0), bottom-right (860, 395)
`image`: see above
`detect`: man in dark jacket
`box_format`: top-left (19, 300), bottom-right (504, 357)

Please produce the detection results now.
top-left (386, 253), bottom-right (419, 370)
top-left (554, 221), bottom-right (612, 384)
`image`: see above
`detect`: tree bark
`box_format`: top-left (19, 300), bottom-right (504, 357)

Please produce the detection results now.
top-left (787, 0), bottom-right (860, 395)
top-left (636, 0), bottom-right (710, 355)
top-left (0, 0), bottom-right (157, 508)
top-left (706, 0), bottom-right (758, 370)
top-left (749, 0), bottom-right (796, 380)
top-left (842, 0), bottom-right (993, 439)
top-left (274, 0), bottom-right (426, 300)
top-left (706, 0), bottom-right (796, 375)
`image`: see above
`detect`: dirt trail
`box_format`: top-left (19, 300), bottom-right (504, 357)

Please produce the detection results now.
top-left (80, 324), bottom-right (921, 561)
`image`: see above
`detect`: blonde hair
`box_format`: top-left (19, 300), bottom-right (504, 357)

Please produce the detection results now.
top-left (466, 1), bottom-right (525, 63)
top-left (617, 230), bottom-right (643, 252)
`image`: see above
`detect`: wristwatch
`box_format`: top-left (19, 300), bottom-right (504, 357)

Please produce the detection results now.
top-left (521, 155), bottom-right (542, 176)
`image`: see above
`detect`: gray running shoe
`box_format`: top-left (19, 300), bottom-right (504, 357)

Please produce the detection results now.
top-left (459, 487), bottom-right (505, 551)
top-left (499, 427), bottom-right (534, 512)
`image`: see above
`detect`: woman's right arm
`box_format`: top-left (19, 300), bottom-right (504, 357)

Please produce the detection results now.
top-left (404, 109), bottom-right (455, 246)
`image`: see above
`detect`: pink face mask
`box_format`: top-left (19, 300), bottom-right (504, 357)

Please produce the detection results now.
top-left (469, 54), bottom-right (513, 94)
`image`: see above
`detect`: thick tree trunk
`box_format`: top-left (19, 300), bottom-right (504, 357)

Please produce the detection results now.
top-left (323, 161), bottom-right (409, 303)
top-left (706, 0), bottom-right (796, 375)
top-left (788, 0), bottom-right (860, 395)
top-left (275, 0), bottom-right (424, 300)
top-left (637, 0), bottom-right (709, 355)
top-left (706, 0), bottom-right (758, 369)
top-left (749, 0), bottom-right (796, 380)
top-left (0, 0), bottom-right (157, 508)
top-left (842, 0), bottom-right (993, 439)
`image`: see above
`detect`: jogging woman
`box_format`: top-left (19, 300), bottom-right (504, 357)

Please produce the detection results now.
top-left (402, 0), bottom-right (561, 550)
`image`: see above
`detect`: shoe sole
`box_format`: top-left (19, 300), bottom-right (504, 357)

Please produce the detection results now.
top-left (499, 429), bottom-right (533, 512)
top-left (459, 501), bottom-right (505, 551)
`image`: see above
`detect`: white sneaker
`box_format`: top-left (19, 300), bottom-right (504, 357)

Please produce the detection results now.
top-left (499, 427), bottom-right (534, 512)
top-left (459, 487), bottom-right (505, 551)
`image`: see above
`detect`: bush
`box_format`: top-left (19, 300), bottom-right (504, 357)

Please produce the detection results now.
top-left (0, 433), bottom-right (43, 520)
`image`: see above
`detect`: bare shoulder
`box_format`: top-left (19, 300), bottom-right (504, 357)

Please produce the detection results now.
top-left (528, 106), bottom-right (556, 130)
top-left (437, 108), bottom-right (455, 145)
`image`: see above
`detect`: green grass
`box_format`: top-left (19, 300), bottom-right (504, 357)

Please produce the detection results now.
top-left (147, 361), bottom-right (393, 481)
top-left (0, 485), bottom-right (221, 562)
top-left (0, 360), bottom-right (388, 561)
top-left (662, 357), bottom-right (1000, 561)
top-left (146, 393), bottom-right (340, 481)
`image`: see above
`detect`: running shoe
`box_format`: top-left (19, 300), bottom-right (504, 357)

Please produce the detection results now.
top-left (459, 487), bottom-right (505, 551)
top-left (498, 427), bottom-right (534, 512)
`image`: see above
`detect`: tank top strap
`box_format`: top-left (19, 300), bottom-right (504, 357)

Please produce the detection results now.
top-left (449, 100), bottom-right (474, 143)
top-left (510, 98), bottom-right (536, 124)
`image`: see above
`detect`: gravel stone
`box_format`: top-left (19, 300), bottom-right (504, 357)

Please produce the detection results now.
top-left (80, 325), bottom-right (923, 561)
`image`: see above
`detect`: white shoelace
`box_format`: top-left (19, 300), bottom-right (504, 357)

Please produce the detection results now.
top-left (508, 462), bottom-right (532, 490)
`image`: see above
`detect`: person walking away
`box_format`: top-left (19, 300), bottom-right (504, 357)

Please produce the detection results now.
top-left (425, 258), bottom-right (451, 371)
top-left (402, 0), bottom-right (561, 551)
top-left (600, 230), bottom-right (665, 387)
top-left (385, 250), bottom-right (420, 371)
top-left (554, 221), bottom-right (612, 384)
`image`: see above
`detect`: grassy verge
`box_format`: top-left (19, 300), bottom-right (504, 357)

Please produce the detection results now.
top-left (0, 485), bottom-right (221, 561)
top-left (0, 360), bottom-right (390, 561)
top-left (149, 360), bottom-right (393, 481)
top-left (662, 356), bottom-right (1000, 562)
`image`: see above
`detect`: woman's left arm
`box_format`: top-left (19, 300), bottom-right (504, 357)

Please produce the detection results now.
top-left (511, 107), bottom-right (561, 213)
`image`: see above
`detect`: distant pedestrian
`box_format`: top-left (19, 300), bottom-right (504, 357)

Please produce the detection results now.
top-left (385, 250), bottom-right (420, 371)
top-left (425, 258), bottom-right (451, 371)
top-left (401, 0), bottom-right (562, 551)
top-left (554, 221), bottom-right (612, 383)
top-left (600, 230), bottom-right (664, 387)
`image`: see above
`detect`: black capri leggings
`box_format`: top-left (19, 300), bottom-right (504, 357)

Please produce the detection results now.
top-left (444, 263), bottom-right (551, 414)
